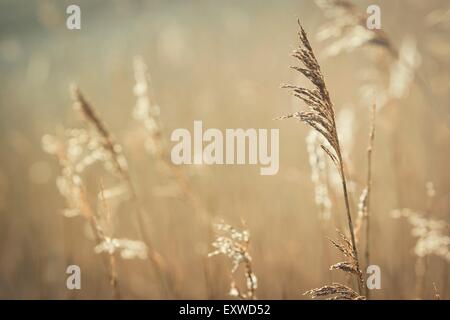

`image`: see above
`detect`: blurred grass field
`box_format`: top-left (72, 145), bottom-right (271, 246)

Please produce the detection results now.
top-left (0, 0), bottom-right (448, 299)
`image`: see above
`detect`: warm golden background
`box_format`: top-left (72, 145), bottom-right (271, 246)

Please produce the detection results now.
top-left (0, 0), bottom-right (448, 299)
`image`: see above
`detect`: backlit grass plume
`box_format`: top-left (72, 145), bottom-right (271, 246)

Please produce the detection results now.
top-left (277, 20), bottom-right (363, 294)
top-left (304, 283), bottom-right (364, 300)
top-left (208, 222), bottom-right (257, 300)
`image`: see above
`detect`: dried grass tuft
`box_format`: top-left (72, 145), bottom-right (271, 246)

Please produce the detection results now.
top-left (304, 283), bottom-right (365, 300)
top-left (278, 20), bottom-right (362, 294)
top-left (208, 222), bottom-right (257, 300)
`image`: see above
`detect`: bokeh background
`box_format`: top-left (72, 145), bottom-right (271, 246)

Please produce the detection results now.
top-left (0, 0), bottom-right (448, 299)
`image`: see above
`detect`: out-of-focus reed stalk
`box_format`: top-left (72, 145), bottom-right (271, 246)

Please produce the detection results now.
top-left (133, 57), bottom-right (215, 297)
top-left (69, 86), bottom-right (172, 295)
top-left (391, 183), bottom-right (450, 299)
top-left (98, 183), bottom-right (120, 299)
top-left (355, 104), bottom-right (376, 298)
top-left (132, 57), bottom-right (209, 225)
top-left (42, 136), bottom-right (120, 298)
top-left (315, 0), bottom-right (444, 124)
top-left (364, 104), bottom-right (376, 298)
top-left (71, 86), bottom-right (144, 237)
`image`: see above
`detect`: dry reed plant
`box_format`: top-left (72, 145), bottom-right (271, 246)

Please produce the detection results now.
top-left (354, 103), bottom-right (376, 298)
top-left (71, 86), bottom-right (130, 181)
top-left (315, 0), bottom-right (396, 58)
top-left (208, 222), bottom-right (257, 300)
top-left (315, 0), bottom-right (435, 114)
top-left (277, 20), bottom-right (363, 296)
top-left (43, 86), bottom-right (176, 297)
top-left (391, 192), bottom-right (450, 299)
top-left (391, 198), bottom-right (449, 262)
top-left (70, 86), bottom-right (151, 243)
top-left (133, 57), bottom-right (218, 297)
top-left (70, 86), bottom-right (174, 294)
top-left (132, 56), bottom-right (209, 224)
top-left (41, 134), bottom-right (140, 299)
